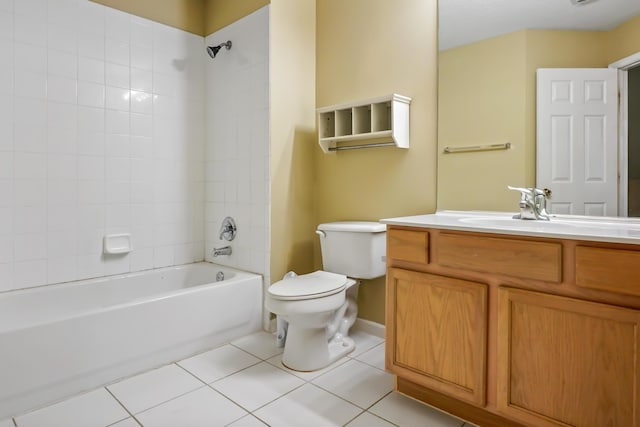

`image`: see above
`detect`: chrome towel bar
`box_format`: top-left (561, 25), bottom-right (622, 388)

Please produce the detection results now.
top-left (443, 142), bottom-right (511, 154)
top-left (328, 142), bottom-right (397, 152)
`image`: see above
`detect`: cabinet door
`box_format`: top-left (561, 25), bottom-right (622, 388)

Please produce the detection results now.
top-left (497, 287), bottom-right (640, 427)
top-left (386, 268), bottom-right (488, 405)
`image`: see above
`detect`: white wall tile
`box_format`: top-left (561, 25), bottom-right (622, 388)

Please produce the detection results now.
top-left (47, 25), bottom-right (78, 54)
top-left (13, 12), bottom-right (47, 47)
top-left (78, 81), bottom-right (105, 108)
top-left (48, 50), bottom-right (78, 79)
top-left (78, 32), bottom-right (104, 60)
top-left (14, 70), bottom-right (47, 99)
top-left (131, 44), bottom-right (152, 71)
top-left (13, 259), bottom-right (47, 288)
top-left (131, 68), bottom-right (152, 92)
top-left (105, 109), bottom-right (129, 134)
top-left (14, 124), bottom-right (46, 152)
top-left (47, 75), bottom-right (77, 104)
top-left (14, 206), bottom-right (46, 234)
top-left (79, 57), bottom-right (105, 83)
top-left (14, 233), bottom-right (46, 262)
top-left (0, 153), bottom-right (12, 179)
top-left (105, 7), bottom-right (130, 42)
top-left (1, 1), bottom-right (208, 291)
top-left (13, 180), bottom-right (46, 207)
top-left (77, 0), bottom-right (105, 37)
top-left (0, 11), bottom-right (13, 41)
top-left (106, 86), bottom-right (130, 111)
top-left (105, 38), bottom-right (129, 66)
top-left (130, 16), bottom-right (153, 48)
top-left (14, 97), bottom-right (46, 126)
top-left (15, 0), bottom-right (47, 18)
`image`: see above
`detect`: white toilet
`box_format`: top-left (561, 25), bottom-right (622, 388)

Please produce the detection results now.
top-left (265, 221), bottom-right (386, 371)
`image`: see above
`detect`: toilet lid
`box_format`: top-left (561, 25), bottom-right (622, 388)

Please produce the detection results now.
top-left (268, 271), bottom-right (348, 300)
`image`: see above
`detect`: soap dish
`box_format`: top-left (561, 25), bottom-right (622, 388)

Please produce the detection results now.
top-left (103, 234), bottom-right (133, 254)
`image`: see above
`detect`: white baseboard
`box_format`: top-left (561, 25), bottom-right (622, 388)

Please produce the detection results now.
top-left (352, 318), bottom-right (385, 338)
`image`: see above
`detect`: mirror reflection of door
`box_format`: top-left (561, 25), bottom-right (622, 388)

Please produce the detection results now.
top-left (629, 66), bottom-right (640, 216)
top-left (537, 59), bottom-right (640, 217)
top-left (536, 68), bottom-right (618, 216)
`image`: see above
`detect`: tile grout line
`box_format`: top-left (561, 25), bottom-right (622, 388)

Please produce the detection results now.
top-left (103, 386), bottom-right (142, 427)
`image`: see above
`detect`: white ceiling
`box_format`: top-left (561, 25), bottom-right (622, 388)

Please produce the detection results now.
top-left (439, 0), bottom-right (640, 50)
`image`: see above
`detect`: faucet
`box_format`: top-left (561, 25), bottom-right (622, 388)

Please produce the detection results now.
top-left (507, 186), bottom-right (551, 220)
top-left (212, 246), bottom-right (232, 257)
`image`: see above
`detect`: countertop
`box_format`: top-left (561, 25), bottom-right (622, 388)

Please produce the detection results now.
top-left (380, 210), bottom-right (640, 245)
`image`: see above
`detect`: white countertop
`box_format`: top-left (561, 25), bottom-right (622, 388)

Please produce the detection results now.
top-left (380, 210), bottom-right (640, 245)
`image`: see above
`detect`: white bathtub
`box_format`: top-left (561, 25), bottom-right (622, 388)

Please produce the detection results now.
top-left (0, 262), bottom-right (263, 419)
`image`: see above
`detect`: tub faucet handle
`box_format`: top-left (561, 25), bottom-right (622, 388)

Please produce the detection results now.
top-left (219, 216), bottom-right (237, 241)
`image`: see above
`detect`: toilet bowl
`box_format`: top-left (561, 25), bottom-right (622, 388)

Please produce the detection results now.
top-left (265, 221), bottom-right (386, 372)
top-left (266, 271), bottom-right (358, 371)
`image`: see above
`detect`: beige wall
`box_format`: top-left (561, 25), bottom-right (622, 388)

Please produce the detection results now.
top-left (204, 0), bottom-right (270, 35)
top-left (606, 15), bottom-right (640, 64)
top-left (438, 23), bottom-right (633, 212)
top-left (316, 0), bottom-right (439, 324)
top-left (91, 0), bottom-right (205, 35)
top-left (92, 0), bottom-right (270, 36)
top-left (269, 0), bottom-right (318, 286)
top-left (438, 31), bottom-right (528, 211)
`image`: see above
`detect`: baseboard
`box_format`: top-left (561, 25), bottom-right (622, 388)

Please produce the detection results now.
top-left (352, 318), bottom-right (385, 338)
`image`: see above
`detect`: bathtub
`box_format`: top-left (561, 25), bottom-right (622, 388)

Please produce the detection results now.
top-left (0, 262), bottom-right (263, 419)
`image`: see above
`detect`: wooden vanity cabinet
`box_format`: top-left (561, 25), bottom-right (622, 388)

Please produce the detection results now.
top-left (385, 226), bottom-right (640, 427)
top-left (387, 268), bottom-right (487, 405)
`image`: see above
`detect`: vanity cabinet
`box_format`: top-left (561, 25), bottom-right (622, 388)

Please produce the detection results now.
top-left (385, 226), bottom-right (640, 427)
top-left (388, 268), bottom-right (487, 405)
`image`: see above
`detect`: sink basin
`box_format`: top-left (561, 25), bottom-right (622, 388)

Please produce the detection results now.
top-left (458, 215), bottom-right (640, 232)
top-left (458, 217), bottom-right (575, 228)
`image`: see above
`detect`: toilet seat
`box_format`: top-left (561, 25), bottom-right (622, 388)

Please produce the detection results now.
top-left (268, 270), bottom-right (348, 301)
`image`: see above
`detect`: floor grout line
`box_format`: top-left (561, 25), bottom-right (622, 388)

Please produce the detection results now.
top-left (7, 331), bottom-right (470, 427)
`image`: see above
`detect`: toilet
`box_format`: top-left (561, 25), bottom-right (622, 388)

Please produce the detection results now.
top-left (265, 221), bottom-right (386, 371)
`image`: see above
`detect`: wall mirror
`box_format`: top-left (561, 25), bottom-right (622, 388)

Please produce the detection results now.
top-left (437, 0), bottom-right (640, 216)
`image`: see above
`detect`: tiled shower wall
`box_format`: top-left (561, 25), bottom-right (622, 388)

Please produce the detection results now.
top-left (204, 7), bottom-right (270, 285)
top-left (0, 0), bottom-right (206, 291)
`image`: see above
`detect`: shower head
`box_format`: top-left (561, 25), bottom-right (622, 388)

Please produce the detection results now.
top-left (207, 40), bottom-right (232, 58)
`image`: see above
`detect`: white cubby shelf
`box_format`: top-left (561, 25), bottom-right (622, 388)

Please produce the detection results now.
top-left (316, 94), bottom-right (411, 153)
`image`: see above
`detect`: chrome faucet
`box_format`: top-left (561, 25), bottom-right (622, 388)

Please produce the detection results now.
top-left (212, 246), bottom-right (232, 257)
top-left (508, 186), bottom-right (551, 220)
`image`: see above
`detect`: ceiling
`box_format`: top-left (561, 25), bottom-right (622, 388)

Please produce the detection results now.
top-left (439, 0), bottom-right (640, 50)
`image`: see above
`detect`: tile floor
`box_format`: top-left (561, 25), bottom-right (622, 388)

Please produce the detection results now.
top-left (1, 330), bottom-right (476, 427)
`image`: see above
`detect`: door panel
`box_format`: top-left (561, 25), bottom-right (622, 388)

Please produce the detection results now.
top-left (497, 287), bottom-right (640, 426)
top-left (537, 68), bottom-right (618, 216)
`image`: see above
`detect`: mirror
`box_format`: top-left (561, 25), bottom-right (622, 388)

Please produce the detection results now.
top-left (436, 0), bottom-right (640, 216)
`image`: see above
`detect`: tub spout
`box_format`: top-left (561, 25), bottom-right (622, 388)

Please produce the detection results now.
top-left (212, 246), bottom-right (232, 257)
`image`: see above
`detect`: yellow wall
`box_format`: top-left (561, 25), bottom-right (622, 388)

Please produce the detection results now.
top-left (606, 15), bottom-right (640, 64)
top-left (269, 0), bottom-right (318, 286)
top-left (438, 31), bottom-right (528, 211)
top-left (204, 0), bottom-right (270, 35)
top-left (92, 0), bottom-right (270, 36)
top-left (91, 0), bottom-right (205, 35)
top-left (316, 0), bottom-right (438, 323)
top-left (438, 26), bottom-right (627, 212)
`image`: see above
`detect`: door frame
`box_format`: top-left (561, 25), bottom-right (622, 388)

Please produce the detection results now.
top-left (609, 52), bottom-right (640, 217)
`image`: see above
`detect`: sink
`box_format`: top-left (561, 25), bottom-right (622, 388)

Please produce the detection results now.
top-left (458, 217), bottom-right (575, 228)
top-left (458, 215), bottom-right (640, 232)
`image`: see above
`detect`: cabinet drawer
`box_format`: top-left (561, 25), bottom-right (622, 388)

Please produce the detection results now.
top-left (438, 233), bottom-right (562, 283)
top-left (576, 246), bottom-right (640, 296)
top-left (387, 229), bottom-right (429, 264)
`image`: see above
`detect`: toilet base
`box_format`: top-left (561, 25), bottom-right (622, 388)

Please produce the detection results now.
top-left (281, 325), bottom-right (355, 372)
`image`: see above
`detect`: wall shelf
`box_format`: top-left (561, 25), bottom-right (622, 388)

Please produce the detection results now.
top-left (317, 94), bottom-right (411, 153)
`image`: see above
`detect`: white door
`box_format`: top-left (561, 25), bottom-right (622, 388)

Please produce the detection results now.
top-left (537, 68), bottom-right (618, 216)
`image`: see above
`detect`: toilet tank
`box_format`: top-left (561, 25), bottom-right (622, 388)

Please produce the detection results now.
top-left (316, 221), bottom-right (386, 279)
